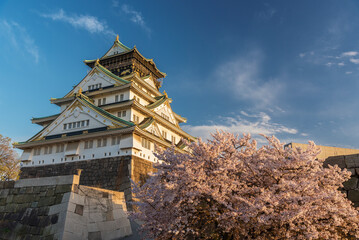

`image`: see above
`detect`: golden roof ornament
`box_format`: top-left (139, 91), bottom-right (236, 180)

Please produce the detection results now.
top-left (95, 59), bottom-right (100, 65)
top-left (163, 91), bottom-right (168, 98)
top-left (77, 87), bottom-right (82, 95)
top-left (116, 34), bottom-right (119, 42)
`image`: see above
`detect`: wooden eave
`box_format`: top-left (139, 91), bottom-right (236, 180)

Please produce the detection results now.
top-left (14, 126), bottom-right (136, 150)
top-left (32, 114), bottom-right (60, 126)
top-left (132, 101), bottom-right (195, 141)
top-left (173, 112), bottom-right (187, 123)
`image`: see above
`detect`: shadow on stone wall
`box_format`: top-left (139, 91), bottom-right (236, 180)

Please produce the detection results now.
top-left (324, 154), bottom-right (359, 207)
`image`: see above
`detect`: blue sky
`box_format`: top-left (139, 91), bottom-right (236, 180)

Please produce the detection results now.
top-left (1, 0), bottom-right (359, 148)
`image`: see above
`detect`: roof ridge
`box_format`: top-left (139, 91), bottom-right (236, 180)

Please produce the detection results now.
top-left (96, 63), bottom-right (131, 85)
top-left (147, 95), bottom-right (167, 109)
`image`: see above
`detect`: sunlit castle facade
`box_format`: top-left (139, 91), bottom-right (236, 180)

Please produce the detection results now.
top-left (16, 36), bottom-right (195, 170)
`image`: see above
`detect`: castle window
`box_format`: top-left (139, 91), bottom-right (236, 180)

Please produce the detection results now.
top-left (98, 99), bottom-right (102, 106)
top-left (120, 94), bottom-right (124, 101)
top-left (84, 140), bottom-right (93, 149)
top-left (44, 146), bottom-right (52, 155)
top-left (34, 148), bottom-right (41, 156)
top-left (111, 136), bottom-right (121, 145)
top-left (56, 144), bottom-right (64, 153)
top-left (162, 131), bottom-right (167, 139)
top-left (64, 120), bottom-right (89, 130)
top-left (122, 111), bottom-right (126, 117)
top-left (171, 135), bottom-right (176, 144)
top-left (115, 95), bottom-right (119, 102)
top-left (133, 114), bottom-right (140, 124)
top-left (141, 138), bottom-right (151, 150)
top-left (102, 98), bottom-right (106, 105)
top-left (97, 138), bottom-right (107, 148)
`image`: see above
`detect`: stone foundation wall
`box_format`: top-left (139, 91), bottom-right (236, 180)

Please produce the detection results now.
top-left (131, 156), bottom-right (156, 185)
top-left (20, 156), bottom-right (156, 205)
top-left (20, 156), bottom-right (132, 199)
top-left (324, 154), bottom-right (359, 207)
top-left (0, 175), bottom-right (77, 239)
top-left (0, 175), bottom-right (131, 240)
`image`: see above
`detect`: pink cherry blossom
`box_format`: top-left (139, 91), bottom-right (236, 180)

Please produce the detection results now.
top-left (131, 131), bottom-right (359, 239)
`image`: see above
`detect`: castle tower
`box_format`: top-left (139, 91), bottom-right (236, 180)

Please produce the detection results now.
top-left (15, 36), bottom-right (195, 200)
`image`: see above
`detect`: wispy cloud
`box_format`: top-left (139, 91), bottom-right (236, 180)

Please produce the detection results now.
top-left (0, 20), bottom-right (39, 63)
top-left (40, 9), bottom-right (115, 36)
top-left (216, 51), bottom-right (284, 108)
top-left (341, 51), bottom-right (358, 57)
top-left (183, 111), bottom-right (298, 144)
top-left (349, 58), bottom-right (359, 64)
top-left (121, 4), bottom-right (151, 34)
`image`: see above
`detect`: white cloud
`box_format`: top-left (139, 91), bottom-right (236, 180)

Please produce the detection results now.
top-left (346, 71), bottom-right (352, 74)
top-left (349, 58), bottom-right (359, 64)
top-left (215, 51), bottom-right (283, 108)
top-left (0, 20), bottom-right (39, 63)
top-left (341, 51), bottom-right (358, 57)
top-left (40, 9), bottom-right (115, 36)
top-left (182, 112), bottom-right (298, 143)
top-left (338, 62), bottom-right (345, 66)
top-left (299, 53), bottom-right (306, 58)
top-left (121, 4), bottom-right (151, 34)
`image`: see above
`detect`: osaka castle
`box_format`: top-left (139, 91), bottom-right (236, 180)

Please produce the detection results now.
top-left (15, 36), bottom-right (195, 196)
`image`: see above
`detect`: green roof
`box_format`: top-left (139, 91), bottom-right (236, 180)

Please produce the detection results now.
top-left (32, 113), bottom-right (60, 121)
top-left (115, 39), bottom-right (132, 51)
top-left (96, 64), bottom-right (130, 85)
top-left (146, 95), bottom-right (168, 109)
top-left (138, 117), bottom-right (155, 129)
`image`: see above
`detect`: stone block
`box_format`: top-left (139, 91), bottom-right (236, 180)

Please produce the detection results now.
top-left (46, 188), bottom-right (55, 197)
top-left (343, 177), bottom-right (358, 190)
top-left (55, 193), bottom-right (64, 204)
top-left (88, 231), bottom-right (102, 240)
top-left (345, 155), bottom-right (359, 168)
top-left (97, 220), bottom-right (118, 232)
top-left (68, 202), bottom-right (76, 212)
top-left (88, 212), bottom-right (105, 223)
top-left (0, 189), bottom-right (9, 198)
top-left (48, 202), bottom-right (68, 215)
top-left (55, 185), bottom-right (72, 194)
top-left (87, 223), bottom-right (99, 232)
top-left (69, 193), bottom-right (85, 205)
top-left (348, 190), bottom-right (359, 202)
top-left (38, 196), bottom-right (56, 207)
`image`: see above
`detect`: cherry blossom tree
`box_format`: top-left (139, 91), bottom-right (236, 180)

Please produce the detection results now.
top-left (0, 135), bottom-right (20, 181)
top-left (131, 131), bottom-right (359, 239)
